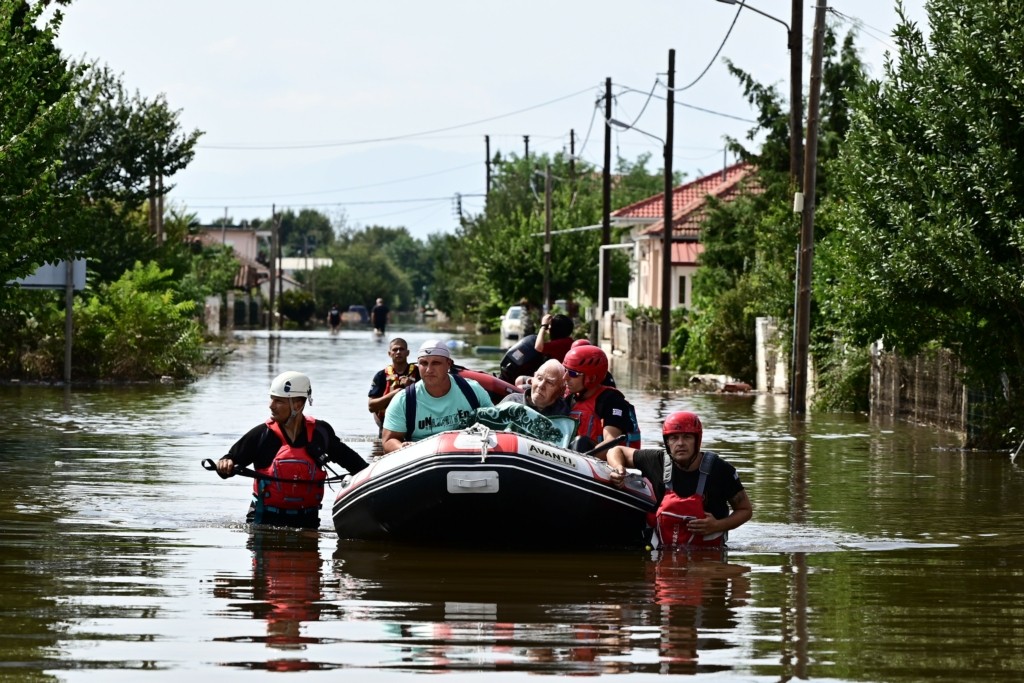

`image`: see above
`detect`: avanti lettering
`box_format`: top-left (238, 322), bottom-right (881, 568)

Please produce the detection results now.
top-left (527, 443), bottom-right (578, 469)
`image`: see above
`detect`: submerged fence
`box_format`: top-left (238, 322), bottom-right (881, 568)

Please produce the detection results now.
top-left (870, 346), bottom-right (990, 441)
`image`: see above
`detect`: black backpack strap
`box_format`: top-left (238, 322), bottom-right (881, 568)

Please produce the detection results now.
top-left (404, 383), bottom-right (417, 437)
top-left (451, 372), bottom-right (481, 411)
top-left (404, 374), bottom-right (479, 437)
top-left (696, 450), bottom-right (717, 497)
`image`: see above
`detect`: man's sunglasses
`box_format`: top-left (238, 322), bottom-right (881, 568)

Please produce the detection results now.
top-left (565, 369), bottom-right (584, 378)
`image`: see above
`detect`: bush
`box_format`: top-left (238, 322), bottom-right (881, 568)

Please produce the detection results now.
top-left (73, 261), bottom-right (204, 380)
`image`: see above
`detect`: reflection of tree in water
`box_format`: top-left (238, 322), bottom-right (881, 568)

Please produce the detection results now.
top-left (212, 528), bottom-right (326, 672)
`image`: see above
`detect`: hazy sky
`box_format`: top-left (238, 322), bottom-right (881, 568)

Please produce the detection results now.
top-left (54, 0), bottom-right (929, 239)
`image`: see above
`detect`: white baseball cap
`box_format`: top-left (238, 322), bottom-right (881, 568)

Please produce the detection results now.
top-left (417, 339), bottom-right (452, 360)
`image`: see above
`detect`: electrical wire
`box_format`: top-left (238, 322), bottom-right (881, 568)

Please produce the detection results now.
top-left (198, 85), bottom-right (598, 151)
top-left (614, 85), bottom-right (757, 123)
top-left (178, 161), bottom-right (482, 201)
top-left (828, 7), bottom-right (899, 53)
top-left (674, 2), bottom-right (744, 92)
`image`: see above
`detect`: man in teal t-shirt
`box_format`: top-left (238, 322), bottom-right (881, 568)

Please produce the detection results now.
top-left (381, 339), bottom-right (493, 452)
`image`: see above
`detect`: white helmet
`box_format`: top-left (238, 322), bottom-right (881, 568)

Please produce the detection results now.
top-left (269, 371), bottom-right (312, 403)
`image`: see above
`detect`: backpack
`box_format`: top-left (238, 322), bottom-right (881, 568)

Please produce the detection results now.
top-left (403, 372), bottom-right (481, 437)
top-left (649, 451), bottom-right (725, 549)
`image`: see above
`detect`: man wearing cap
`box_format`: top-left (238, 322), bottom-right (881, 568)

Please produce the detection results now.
top-left (215, 370), bottom-right (369, 529)
top-left (381, 339), bottom-right (493, 453)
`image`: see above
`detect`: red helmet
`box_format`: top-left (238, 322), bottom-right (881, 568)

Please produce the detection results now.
top-left (663, 411), bottom-right (702, 451)
top-left (562, 345), bottom-right (608, 387)
top-left (571, 338), bottom-right (592, 348)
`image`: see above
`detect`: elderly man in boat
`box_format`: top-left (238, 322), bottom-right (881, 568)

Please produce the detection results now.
top-left (380, 339), bottom-right (494, 452)
top-left (499, 359), bottom-right (570, 417)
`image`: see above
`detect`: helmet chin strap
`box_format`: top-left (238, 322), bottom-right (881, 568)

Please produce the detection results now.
top-left (666, 441), bottom-right (700, 471)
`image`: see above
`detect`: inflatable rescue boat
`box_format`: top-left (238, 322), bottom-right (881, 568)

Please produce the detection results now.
top-left (333, 404), bottom-right (657, 548)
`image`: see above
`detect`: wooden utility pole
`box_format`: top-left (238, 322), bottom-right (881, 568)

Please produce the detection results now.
top-left (601, 77), bottom-right (612, 315)
top-left (544, 162), bottom-right (552, 311)
top-left (790, 0), bottom-right (804, 181)
top-left (660, 49), bottom-right (675, 368)
top-left (268, 204), bottom-right (277, 332)
top-left (523, 135), bottom-right (530, 159)
top-left (792, 0), bottom-right (827, 414)
top-left (485, 135), bottom-right (491, 196)
top-left (569, 128), bottom-right (576, 180)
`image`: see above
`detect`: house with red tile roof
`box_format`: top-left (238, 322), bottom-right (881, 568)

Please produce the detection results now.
top-left (609, 160), bottom-right (754, 312)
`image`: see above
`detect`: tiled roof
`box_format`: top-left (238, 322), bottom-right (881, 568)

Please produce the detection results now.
top-left (672, 241), bottom-right (703, 266)
top-left (613, 161), bottom-right (755, 239)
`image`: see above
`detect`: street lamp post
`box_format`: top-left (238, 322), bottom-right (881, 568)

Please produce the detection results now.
top-left (715, 0), bottom-right (802, 179)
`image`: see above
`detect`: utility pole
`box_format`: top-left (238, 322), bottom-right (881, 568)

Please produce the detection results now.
top-left (268, 204), bottom-right (277, 332)
top-left (601, 77), bottom-right (612, 315)
top-left (790, 0), bottom-right (804, 181)
top-left (792, 0), bottom-right (827, 414)
top-left (569, 128), bottom-right (576, 180)
top-left (544, 162), bottom-right (552, 312)
top-left (660, 50), bottom-right (675, 368)
top-left (524, 135), bottom-right (530, 159)
top-left (485, 135), bottom-right (491, 196)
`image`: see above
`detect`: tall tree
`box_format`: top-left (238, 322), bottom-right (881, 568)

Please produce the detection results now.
top-left (0, 0), bottom-right (81, 299)
top-left (823, 0), bottom-right (1024, 440)
top-left (687, 26), bottom-right (866, 383)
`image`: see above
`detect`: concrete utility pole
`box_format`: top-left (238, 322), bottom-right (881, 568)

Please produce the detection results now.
top-left (601, 77), bottom-right (612, 316)
top-left (792, 0), bottom-right (827, 414)
top-left (660, 49), bottom-right (676, 368)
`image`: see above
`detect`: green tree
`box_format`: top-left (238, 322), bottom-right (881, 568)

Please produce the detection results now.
top-left (0, 0), bottom-right (82, 302)
top-left (823, 0), bottom-right (1024, 441)
top-left (437, 152), bottom-right (664, 325)
top-left (278, 208), bottom-right (336, 257)
top-left (689, 25), bottom-right (866, 384)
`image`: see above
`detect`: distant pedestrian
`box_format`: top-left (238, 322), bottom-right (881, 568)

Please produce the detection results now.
top-left (327, 304), bottom-right (341, 335)
top-left (371, 297), bottom-right (389, 336)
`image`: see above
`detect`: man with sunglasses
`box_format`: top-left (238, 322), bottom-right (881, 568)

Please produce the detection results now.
top-left (563, 345), bottom-right (641, 454)
top-left (367, 337), bottom-right (420, 433)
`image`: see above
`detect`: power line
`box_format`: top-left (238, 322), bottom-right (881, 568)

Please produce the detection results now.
top-left (197, 85), bottom-right (598, 151)
top-left (675, 2), bottom-right (744, 91)
top-left (178, 161), bottom-right (481, 201)
top-left (614, 84), bottom-right (757, 123)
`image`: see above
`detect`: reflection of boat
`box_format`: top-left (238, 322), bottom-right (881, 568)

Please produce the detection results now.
top-left (332, 414), bottom-right (657, 548)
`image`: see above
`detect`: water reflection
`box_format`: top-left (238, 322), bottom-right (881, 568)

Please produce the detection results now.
top-left (3, 330), bottom-right (1024, 680)
top-left (213, 528), bottom-right (327, 672)
top-left (329, 543), bottom-right (752, 674)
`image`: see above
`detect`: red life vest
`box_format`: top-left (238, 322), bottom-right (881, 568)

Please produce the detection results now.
top-left (648, 451), bottom-right (725, 549)
top-left (255, 416), bottom-right (327, 510)
top-left (568, 385), bottom-right (641, 448)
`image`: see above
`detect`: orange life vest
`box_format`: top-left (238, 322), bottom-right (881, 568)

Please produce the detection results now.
top-left (374, 364), bottom-right (419, 423)
top-left (255, 416), bottom-right (327, 510)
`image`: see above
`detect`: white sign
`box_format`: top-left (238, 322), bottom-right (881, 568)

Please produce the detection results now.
top-left (10, 260), bottom-right (86, 291)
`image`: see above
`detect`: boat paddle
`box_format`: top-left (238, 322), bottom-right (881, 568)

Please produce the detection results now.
top-left (200, 458), bottom-right (349, 484)
top-left (583, 434), bottom-right (627, 457)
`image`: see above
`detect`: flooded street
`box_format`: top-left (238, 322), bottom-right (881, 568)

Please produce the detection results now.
top-left (2, 327), bottom-right (1024, 681)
